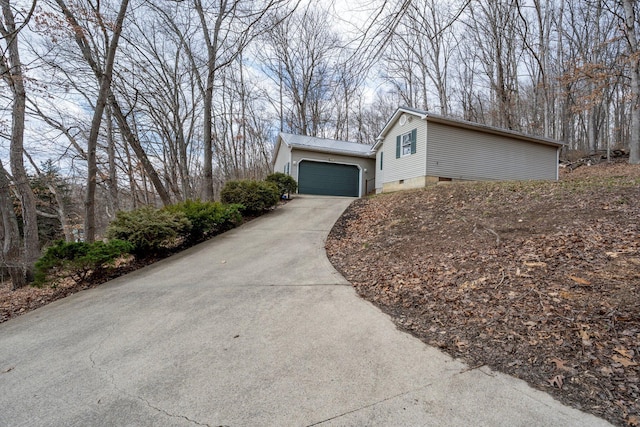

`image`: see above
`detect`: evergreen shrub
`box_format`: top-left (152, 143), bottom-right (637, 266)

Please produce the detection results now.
top-left (220, 180), bottom-right (280, 214)
top-left (34, 239), bottom-right (133, 285)
top-left (106, 207), bottom-right (190, 255)
top-left (265, 172), bottom-right (297, 198)
top-left (164, 200), bottom-right (242, 242)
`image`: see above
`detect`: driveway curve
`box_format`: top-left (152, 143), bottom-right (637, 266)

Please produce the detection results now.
top-left (0, 195), bottom-right (609, 426)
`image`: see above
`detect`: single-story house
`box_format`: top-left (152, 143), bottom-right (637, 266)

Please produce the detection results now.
top-left (374, 107), bottom-right (564, 193)
top-left (272, 132), bottom-right (376, 197)
top-left (273, 107), bottom-right (563, 197)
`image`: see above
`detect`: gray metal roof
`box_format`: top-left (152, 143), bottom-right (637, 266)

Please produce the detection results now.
top-left (375, 107), bottom-right (564, 148)
top-left (279, 132), bottom-right (375, 157)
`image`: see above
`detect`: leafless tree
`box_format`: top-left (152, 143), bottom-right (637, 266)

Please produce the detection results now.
top-left (383, 0), bottom-right (462, 114)
top-left (46, 0), bottom-right (175, 226)
top-left (0, 159), bottom-right (23, 288)
top-left (466, 0), bottom-right (522, 130)
top-left (52, 0), bottom-right (129, 242)
top-left (194, 0), bottom-right (289, 200)
top-left (559, 0), bottom-right (623, 153)
top-left (259, 5), bottom-right (341, 137)
top-left (621, 0), bottom-right (640, 164)
top-left (116, 3), bottom-right (202, 202)
top-left (0, 0), bottom-right (39, 284)
top-left (1, 0), bottom-right (638, 280)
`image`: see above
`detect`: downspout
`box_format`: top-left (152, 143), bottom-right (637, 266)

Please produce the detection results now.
top-left (292, 152), bottom-right (299, 191)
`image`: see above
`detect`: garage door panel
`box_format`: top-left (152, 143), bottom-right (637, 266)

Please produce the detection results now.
top-left (298, 161), bottom-right (359, 197)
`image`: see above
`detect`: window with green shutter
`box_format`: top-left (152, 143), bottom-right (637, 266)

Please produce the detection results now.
top-left (397, 129), bottom-right (417, 158)
top-left (380, 151), bottom-right (383, 170)
top-left (410, 128), bottom-right (417, 154)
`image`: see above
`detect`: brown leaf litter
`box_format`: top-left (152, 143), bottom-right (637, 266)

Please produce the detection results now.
top-left (326, 161), bottom-right (640, 427)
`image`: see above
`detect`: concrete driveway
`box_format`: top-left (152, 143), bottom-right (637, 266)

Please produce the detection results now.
top-left (0, 196), bottom-right (610, 426)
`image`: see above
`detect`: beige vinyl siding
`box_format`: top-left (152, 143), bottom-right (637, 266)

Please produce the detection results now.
top-left (273, 140), bottom-right (292, 175)
top-left (291, 148), bottom-right (375, 196)
top-left (381, 118), bottom-right (427, 183)
top-left (426, 122), bottom-right (558, 181)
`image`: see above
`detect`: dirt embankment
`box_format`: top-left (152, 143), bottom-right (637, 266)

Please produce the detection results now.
top-left (326, 162), bottom-right (640, 427)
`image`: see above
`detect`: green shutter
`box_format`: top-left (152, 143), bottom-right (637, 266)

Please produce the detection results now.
top-left (396, 135), bottom-right (401, 158)
top-left (411, 129), bottom-right (417, 154)
top-left (380, 151), bottom-right (383, 170)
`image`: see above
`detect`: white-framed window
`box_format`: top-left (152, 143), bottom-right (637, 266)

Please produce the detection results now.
top-left (401, 132), bottom-right (412, 156)
top-left (396, 128), bottom-right (417, 158)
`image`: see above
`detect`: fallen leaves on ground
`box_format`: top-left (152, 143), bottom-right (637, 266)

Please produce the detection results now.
top-left (326, 162), bottom-right (640, 427)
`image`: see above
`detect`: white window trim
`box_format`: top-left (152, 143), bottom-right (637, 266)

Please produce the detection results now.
top-left (401, 132), bottom-right (412, 157)
top-left (294, 158), bottom-right (363, 197)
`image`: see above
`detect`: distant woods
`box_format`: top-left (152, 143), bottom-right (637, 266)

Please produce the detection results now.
top-left (0, 0), bottom-right (639, 286)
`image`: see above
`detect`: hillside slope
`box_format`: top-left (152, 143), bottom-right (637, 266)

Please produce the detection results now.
top-left (326, 162), bottom-right (640, 427)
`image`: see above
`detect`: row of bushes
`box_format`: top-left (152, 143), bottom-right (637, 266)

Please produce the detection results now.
top-left (220, 172), bottom-right (297, 211)
top-left (34, 200), bottom-right (243, 285)
top-left (107, 200), bottom-right (243, 254)
top-left (34, 173), bottom-right (298, 286)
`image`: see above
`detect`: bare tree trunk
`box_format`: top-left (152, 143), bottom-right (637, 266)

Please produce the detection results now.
top-left (141, 167), bottom-right (149, 205)
top-left (239, 56), bottom-right (247, 177)
top-left (106, 105), bottom-right (119, 213)
top-left (623, 0), bottom-right (640, 164)
top-left (0, 162), bottom-right (24, 289)
top-left (194, 0), bottom-right (226, 200)
top-left (24, 152), bottom-right (74, 243)
top-left (0, 0), bottom-right (39, 281)
top-left (123, 141), bottom-right (138, 210)
top-left (202, 69), bottom-right (215, 199)
top-left (81, 0), bottom-right (129, 242)
top-left (177, 131), bottom-right (190, 201)
top-left (109, 96), bottom-right (172, 205)
top-left (56, 0), bottom-right (171, 209)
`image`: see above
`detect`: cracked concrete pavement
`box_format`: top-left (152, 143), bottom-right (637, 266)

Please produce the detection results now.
top-left (0, 195), bottom-right (611, 426)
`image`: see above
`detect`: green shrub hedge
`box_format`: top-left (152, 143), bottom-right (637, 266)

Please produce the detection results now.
top-left (106, 207), bottom-right (190, 255)
top-left (33, 199), bottom-right (250, 286)
top-left (265, 172), bottom-right (297, 198)
top-left (164, 200), bottom-right (242, 242)
top-left (220, 180), bottom-right (280, 214)
top-left (34, 239), bottom-right (133, 285)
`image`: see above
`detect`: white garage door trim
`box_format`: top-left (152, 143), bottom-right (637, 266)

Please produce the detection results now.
top-left (295, 158), bottom-right (363, 197)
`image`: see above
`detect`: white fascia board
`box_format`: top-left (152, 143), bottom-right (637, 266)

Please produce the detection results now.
top-left (375, 107), bottom-right (428, 142)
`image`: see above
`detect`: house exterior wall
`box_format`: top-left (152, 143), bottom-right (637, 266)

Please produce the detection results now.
top-left (426, 121), bottom-right (559, 181)
top-left (381, 176), bottom-right (432, 192)
top-left (290, 148), bottom-right (376, 196)
top-left (273, 141), bottom-right (292, 175)
top-left (379, 116), bottom-right (428, 191)
top-left (375, 147), bottom-right (384, 192)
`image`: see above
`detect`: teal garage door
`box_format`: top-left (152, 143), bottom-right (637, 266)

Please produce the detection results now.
top-left (298, 161), bottom-right (359, 197)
